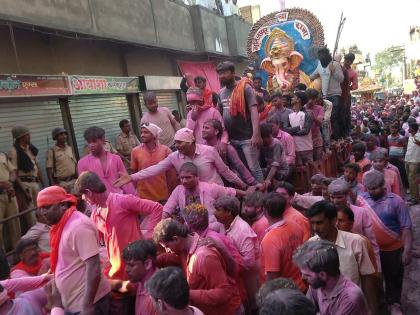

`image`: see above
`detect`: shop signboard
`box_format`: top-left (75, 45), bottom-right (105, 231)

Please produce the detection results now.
top-left (70, 76), bottom-right (140, 95)
top-left (0, 75), bottom-right (71, 97)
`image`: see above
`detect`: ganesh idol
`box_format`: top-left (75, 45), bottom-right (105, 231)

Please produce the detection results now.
top-left (261, 29), bottom-right (320, 94)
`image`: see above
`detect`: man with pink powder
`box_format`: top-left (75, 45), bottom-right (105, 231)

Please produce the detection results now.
top-left (77, 126), bottom-right (136, 196)
top-left (76, 171), bottom-right (163, 280)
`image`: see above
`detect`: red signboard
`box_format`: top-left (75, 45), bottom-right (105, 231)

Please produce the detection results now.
top-left (0, 75), bottom-right (71, 97)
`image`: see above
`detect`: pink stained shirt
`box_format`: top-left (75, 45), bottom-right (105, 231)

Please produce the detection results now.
top-left (186, 107), bottom-right (228, 145)
top-left (78, 152), bottom-right (136, 196)
top-left (201, 228), bottom-right (245, 271)
top-left (163, 181), bottom-right (236, 230)
top-left (135, 269), bottom-right (159, 315)
top-left (55, 211), bottom-right (110, 313)
top-left (225, 215), bottom-right (259, 270)
top-left (187, 233), bottom-right (242, 315)
top-left (307, 275), bottom-right (368, 315)
top-left (251, 215), bottom-right (270, 244)
top-left (276, 129), bottom-right (296, 165)
top-left (1, 275), bottom-right (52, 315)
top-left (362, 168), bottom-right (401, 196)
top-left (307, 104), bottom-right (324, 148)
top-left (130, 144), bottom-right (244, 187)
top-left (91, 193), bottom-right (163, 280)
top-left (349, 204), bottom-right (381, 272)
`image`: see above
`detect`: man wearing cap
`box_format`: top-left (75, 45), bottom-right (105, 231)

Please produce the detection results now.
top-left (186, 87), bottom-right (227, 145)
top-left (46, 127), bottom-right (77, 193)
top-left (358, 170), bottom-right (412, 314)
top-left (115, 128), bottom-right (248, 190)
top-left (130, 123), bottom-right (176, 202)
top-left (0, 150), bottom-right (21, 250)
top-left (115, 119), bottom-right (140, 172)
top-left (8, 125), bottom-right (45, 227)
top-left (37, 186), bottom-right (111, 314)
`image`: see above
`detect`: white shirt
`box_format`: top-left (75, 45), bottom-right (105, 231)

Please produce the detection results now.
top-left (289, 111), bottom-right (313, 152)
top-left (222, 0), bottom-right (232, 16)
top-left (405, 131), bottom-right (420, 163)
top-left (196, 0), bottom-right (217, 10)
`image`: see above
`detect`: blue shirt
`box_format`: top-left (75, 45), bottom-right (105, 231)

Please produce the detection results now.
top-left (360, 192), bottom-right (412, 235)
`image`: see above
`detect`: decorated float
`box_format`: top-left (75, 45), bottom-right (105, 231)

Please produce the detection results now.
top-left (246, 8), bottom-right (325, 94)
top-left (351, 77), bottom-right (382, 101)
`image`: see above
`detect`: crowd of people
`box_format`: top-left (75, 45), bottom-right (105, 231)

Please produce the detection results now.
top-left (0, 48), bottom-right (419, 315)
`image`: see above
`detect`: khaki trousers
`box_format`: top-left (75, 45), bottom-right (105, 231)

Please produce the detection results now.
top-left (0, 194), bottom-right (21, 250)
top-left (405, 162), bottom-right (419, 200)
top-left (19, 181), bottom-right (39, 228)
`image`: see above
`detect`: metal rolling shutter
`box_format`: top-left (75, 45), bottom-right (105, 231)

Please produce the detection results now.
top-left (140, 91), bottom-right (179, 114)
top-left (0, 100), bottom-right (63, 181)
top-left (69, 95), bottom-right (130, 157)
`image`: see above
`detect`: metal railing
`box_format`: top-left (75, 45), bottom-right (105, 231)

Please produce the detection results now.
top-left (0, 206), bottom-right (38, 257)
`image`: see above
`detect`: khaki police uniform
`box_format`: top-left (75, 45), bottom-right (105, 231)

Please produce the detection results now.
top-left (115, 132), bottom-right (140, 170)
top-left (0, 152), bottom-right (21, 250)
top-left (46, 144), bottom-right (77, 193)
top-left (8, 145), bottom-right (40, 227)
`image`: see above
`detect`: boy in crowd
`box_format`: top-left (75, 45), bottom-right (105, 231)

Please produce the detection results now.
top-left (260, 123), bottom-right (289, 190)
top-left (285, 91), bottom-right (315, 171)
top-left (146, 267), bottom-right (204, 315)
top-left (363, 151), bottom-right (401, 196)
top-left (305, 174), bottom-right (326, 196)
top-left (350, 142), bottom-right (372, 183)
top-left (77, 126), bottom-right (136, 196)
top-left (266, 116), bottom-right (296, 167)
top-left (340, 163), bottom-right (365, 199)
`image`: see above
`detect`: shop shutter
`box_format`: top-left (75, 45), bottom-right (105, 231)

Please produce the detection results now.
top-left (0, 100), bottom-right (63, 181)
top-left (68, 95), bottom-right (130, 157)
top-left (140, 91), bottom-right (179, 114)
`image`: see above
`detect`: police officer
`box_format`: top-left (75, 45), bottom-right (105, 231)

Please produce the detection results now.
top-left (115, 119), bottom-right (140, 170)
top-left (46, 127), bottom-right (77, 193)
top-left (8, 125), bottom-right (44, 228)
top-left (0, 150), bottom-right (21, 250)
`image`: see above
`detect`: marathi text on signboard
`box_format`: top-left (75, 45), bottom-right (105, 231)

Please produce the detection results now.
top-left (70, 76), bottom-right (139, 95)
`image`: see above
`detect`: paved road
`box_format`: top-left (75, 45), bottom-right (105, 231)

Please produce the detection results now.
top-left (402, 204), bottom-right (420, 315)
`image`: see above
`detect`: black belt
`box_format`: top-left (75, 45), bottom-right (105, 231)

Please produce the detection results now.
top-left (19, 176), bottom-right (38, 182)
top-left (57, 176), bottom-right (76, 182)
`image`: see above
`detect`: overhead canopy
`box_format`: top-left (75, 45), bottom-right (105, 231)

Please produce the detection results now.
top-left (352, 77), bottom-right (382, 94)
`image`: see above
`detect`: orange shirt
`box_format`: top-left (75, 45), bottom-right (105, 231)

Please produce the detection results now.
top-left (131, 143), bottom-right (176, 202)
top-left (283, 207), bottom-right (311, 241)
top-left (261, 220), bottom-right (307, 292)
top-left (350, 156), bottom-right (371, 184)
